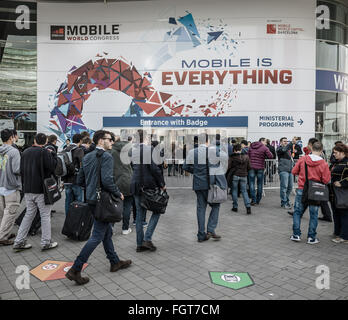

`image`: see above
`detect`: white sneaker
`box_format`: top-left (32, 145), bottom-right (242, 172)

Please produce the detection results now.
top-left (307, 237), bottom-right (319, 245)
top-left (332, 237), bottom-right (348, 243)
top-left (122, 228), bottom-right (132, 235)
top-left (290, 235), bottom-right (301, 242)
top-left (41, 241), bottom-right (58, 251)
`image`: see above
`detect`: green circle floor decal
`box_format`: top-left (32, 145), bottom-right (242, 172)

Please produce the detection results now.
top-left (209, 272), bottom-right (254, 290)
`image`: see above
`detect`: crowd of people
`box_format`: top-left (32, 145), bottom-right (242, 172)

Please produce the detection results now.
top-left (0, 127), bottom-right (347, 285)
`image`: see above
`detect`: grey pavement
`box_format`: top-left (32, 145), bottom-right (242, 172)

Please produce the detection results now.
top-left (1, 187), bottom-right (347, 300)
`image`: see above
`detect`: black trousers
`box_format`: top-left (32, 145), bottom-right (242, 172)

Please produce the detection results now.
top-left (331, 202), bottom-right (348, 239)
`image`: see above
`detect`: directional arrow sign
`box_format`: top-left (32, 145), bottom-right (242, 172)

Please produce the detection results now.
top-left (297, 119), bottom-right (304, 125)
top-left (207, 31), bottom-right (223, 44)
top-left (209, 272), bottom-right (254, 290)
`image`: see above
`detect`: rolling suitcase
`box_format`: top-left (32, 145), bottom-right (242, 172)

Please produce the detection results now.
top-left (15, 208), bottom-right (41, 236)
top-left (62, 199), bottom-right (94, 241)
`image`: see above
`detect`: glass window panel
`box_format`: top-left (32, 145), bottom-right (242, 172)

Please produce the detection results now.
top-left (337, 93), bottom-right (346, 113)
top-left (316, 91), bottom-right (337, 112)
top-left (315, 112), bottom-right (324, 132)
top-left (338, 44), bottom-right (348, 73)
top-left (317, 41), bottom-right (338, 70)
top-left (0, 112), bottom-right (37, 131)
top-left (0, 35), bottom-right (37, 111)
top-left (317, 1), bottom-right (347, 25)
top-left (317, 21), bottom-right (345, 44)
top-left (324, 112), bottom-right (339, 133)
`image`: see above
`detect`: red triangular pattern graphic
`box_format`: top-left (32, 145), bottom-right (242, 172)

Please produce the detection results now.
top-left (136, 102), bottom-right (161, 114)
top-left (120, 77), bottom-right (131, 92)
top-left (71, 89), bottom-right (81, 101)
top-left (160, 92), bottom-right (172, 103)
top-left (125, 84), bottom-right (136, 98)
top-left (154, 108), bottom-right (169, 117)
top-left (149, 92), bottom-right (161, 104)
top-left (57, 94), bottom-right (68, 107)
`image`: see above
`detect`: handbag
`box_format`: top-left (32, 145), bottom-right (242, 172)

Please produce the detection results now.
top-left (94, 152), bottom-right (123, 223)
top-left (139, 157), bottom-right (169, 213)
top-left (206, 147), bottom-right (227, 204)
top-left (302, 162), bottom-right (329, 205)
top-left (333, 186), bottom-right (348, 209)
top-left (41, 150), bottom-right (61, 205)
top-left (140, 187), bottom-right (169, 214)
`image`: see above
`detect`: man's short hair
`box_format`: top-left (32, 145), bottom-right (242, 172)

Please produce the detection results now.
top-left (72, 133), bottom-right (82, 144)
top-left (1, 129), bottom-right (13, 143)
top-left (11, 129), bottom-right (18, 136)
top-left (280, 137), bottom-right (287, 143)
top-left (259, 137), bottom-right (266, 143)
top-left (241, 139), bottom-right (248, 146)
top-left (308, 137), bottom-right (318, 146)
top-left (80, 131), bottom-right (90, 139)
top-left (35, 133), bottom-right (47, 146)
top-left (48, 134), bottom-right (58, 144)
top-left (234, 143), bottom-right (242, 152)
top-left (93, 130), bottom-right (108, 145)
top-left (312, 141), bottom-right (323, 152)
top-left (82, 137), bottom-right (92, 145)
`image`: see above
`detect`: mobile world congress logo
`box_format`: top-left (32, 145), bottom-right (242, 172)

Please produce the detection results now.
top-left (50, 24), bottom-right (120, 41)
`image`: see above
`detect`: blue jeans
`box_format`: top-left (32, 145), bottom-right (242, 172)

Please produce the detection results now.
top-left (279, 171), bottom-right (293, 207)
top-left (72, 206), bottom-right (120, 272)
top-left (195, 190), bottom-right (220, 241)
top-left (134, 195), bottom-right (160, 247)
top-left (248, 169), bottom-right (264, 204)
top-left (232, 176), bottom-right (250, 209)
top-left (65, 184), bottom-right (83, 215)
top-left (122, 195), bottom-right (133, 231)
top-left (292, 189), bottom-right (319, 239)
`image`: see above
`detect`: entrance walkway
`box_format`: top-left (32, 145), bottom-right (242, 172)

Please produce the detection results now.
top-left (0, 190), bottom-right (347, 300)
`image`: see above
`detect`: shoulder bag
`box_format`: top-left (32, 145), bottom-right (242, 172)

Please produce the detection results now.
top-left (332, 164), bottom-right (348, 209)
top-left (206, 147), bottom-right (227, 204)
top-left (302, 161), bottom-right (329, 205)
top-left (94, 152), bottom-right (123, 223)
top-left (41, 149), bottom-right (61, 205)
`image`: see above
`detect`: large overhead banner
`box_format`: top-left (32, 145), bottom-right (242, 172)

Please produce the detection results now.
top-left (37, 0), bottom-right (316, 142)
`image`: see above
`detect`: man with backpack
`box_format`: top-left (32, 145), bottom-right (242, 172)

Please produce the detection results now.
top-left (60, 134), bottom-right (84, 215)
top-left (0, 129), bottom-right (21, 246)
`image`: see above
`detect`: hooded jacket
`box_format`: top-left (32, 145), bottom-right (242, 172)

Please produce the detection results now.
top-left (248, 142), bottom-right (273, 170)
top-left (0, 144), bottom-right (21, 191)
top-left (292, 154), bottom-right (331, 190)
top-left (109, 141), bottom-right (133, 196)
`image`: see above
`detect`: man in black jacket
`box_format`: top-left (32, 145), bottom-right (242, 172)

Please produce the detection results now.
top-left (13, 133), bottom-right (58, 252)
top-left (62, 133), bottom-right (84, 215)
top-left (131, 129), bottom-right (166, 252)
top-left (65, 130), bottom-right (131, 285)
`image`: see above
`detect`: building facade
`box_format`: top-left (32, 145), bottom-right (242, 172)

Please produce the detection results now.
top-left (0, 0), bottom-right (347, 152)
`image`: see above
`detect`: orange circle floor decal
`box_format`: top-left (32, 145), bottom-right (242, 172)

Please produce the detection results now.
top-left (30, 260), bottom-right (88, 281)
